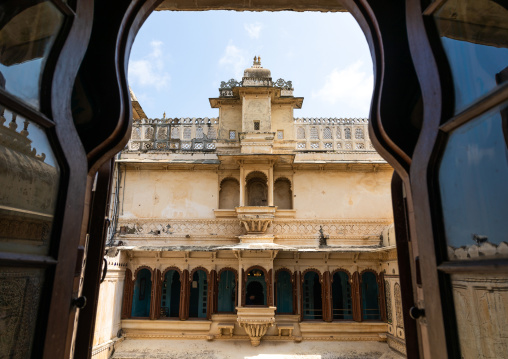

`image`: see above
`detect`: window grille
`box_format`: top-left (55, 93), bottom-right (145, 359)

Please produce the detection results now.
top-left (181, 142), bottom-right (191, 149)
top-left (207, 127), bottom-right (217, 139)
top-left (336, 129), bottom-right (341, 139)
top-left (297, 142), bottom-right (306, 149)
top-left (194, 142), bottom-right (204, 149)
top-left (196, 127), bottom-right (204, 139)
top-left (323, 127), bottom-right (332, 139)
top-left (356, 143), bottom-right (365, 149)
top-left (132, 127), bottom-right (141, 139)
top-left (171, 127), bottom-right (179, 139)
top-left (310, 127), bottom-right (318, 139)
top-left (344, 128), bottom-right (352, 139)
top-left (254, 121), bottom-right (260, 130)
top-left (183, 127), bottom-right (191, 140)
top-left (170, 142), bottom-right (179, 149)
top-left (297, 127), bottom-right (306, 139)
top-left (206, 143), bottom-right (216, 149)
top-left (355, 128), bottom-right (364, 139)
top-left (157, 127), bottom-right (168, 140)
top-left (345, 142), bottom-right (352, 149)
top-left (277, 130), bottom-right (284, 139)
top-left (229, 130), bottom-right (236, 140)
top-left (311, 142), bottom-right (319, 149)
top-left (324, 142), bottom-right (333, 149)
top-left (144, 127), bottom-right (154, 139)
top-left (336, 143), bottom-right (342, 149)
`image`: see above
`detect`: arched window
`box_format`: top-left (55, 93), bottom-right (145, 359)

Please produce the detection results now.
top-left (276, 270), bottom-right (293, 314)
top-left (355, 128), bottom-right (364, 139)
top-left (218, 269), bottom-right (236, 312)
top-left (183, 127), bottom-right (191, 140)
top-left (207, 127), bottom-right (217, 139)
top-left (297, 127), bottom-right (305, 139)
top-left (336, 128), bottom-right (341, 139)
top-left (132, 127), bottom-right (141, 139)
top-left (189, 269), bottom-right (208, 318)
top-left (332, 271), bottom-right (353, 320)
top-left (219, 178), bottom-right (239, 209)
top-left (274, 178), bottom-right (292, 209)
top-left (246, 172), bottom-right (268, 206)
top-left (323, 127), bottom-right (332, 139)
top-left (131, 268), bottom-right (152, 317)
top-left (245, 268), bottom-right (267, 306)
top-left (161, 269), bottom-right (181, 318)
top-left (196, 127), bottom-right (204, 139)
top-left (344, 127), bottom-right (352, 139)
top-left (171, 127), bottom-right (179, 139)
top-left (361, 271), bottom-right (381, 320)
top-left (310, 127), bottom-right (318, 139)
top-left (302, 270), bottom-right (322, 320)
top-left (144, 126), bottom-right (154, 139)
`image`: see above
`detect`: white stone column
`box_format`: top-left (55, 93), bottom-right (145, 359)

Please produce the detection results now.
top-left (268, 166), bottom-right (274, 206)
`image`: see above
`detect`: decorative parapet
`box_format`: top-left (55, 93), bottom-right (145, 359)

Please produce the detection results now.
top-left (218, 77), bottom-right (293, 97)
top-left (237, 307), bottom-right (276, 346)
top-left (127, 118), bottom-right (219, 152)
top-left (293, 117), bottom-right (374, 152)
top-left (115, 218), bottom-right (392, 243)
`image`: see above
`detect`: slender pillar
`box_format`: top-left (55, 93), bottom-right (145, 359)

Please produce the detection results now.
top-left (239, 165), bottom-right (245, 206)
top-left (240, 268), bottom-right (245, 307)
top-left (298, 271), bottom-right (303, 321)
top-left (179, 269), bottom-right (189, 320)
top-left (268, 166), bottom-right (274, 206)
top-left (121, 268), bottom-right (133, 319)
top-left (267, 269), bottom-right (273, 306)
top-left (292, 271), bottom-right (297, 315)
top-left (378, 272), bottom-right (387, 321)
top-left (149, 269), bottom-right (161, 320)
top-left (352, 271), bottom-right (362, 322)
top-left (207, 270), bottom-right (217, 319)
top-left (323, 271), bottom-right (332, 322)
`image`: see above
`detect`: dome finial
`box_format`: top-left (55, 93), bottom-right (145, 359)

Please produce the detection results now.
top-left (253, 55), bottom-right (261, 68)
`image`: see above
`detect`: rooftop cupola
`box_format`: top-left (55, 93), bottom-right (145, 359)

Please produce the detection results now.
top-left (243, 56), bottom-right (272, 87)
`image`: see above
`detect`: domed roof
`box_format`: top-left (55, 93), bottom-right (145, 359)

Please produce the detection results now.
top-left (243, 56), bottom-right (271, 79)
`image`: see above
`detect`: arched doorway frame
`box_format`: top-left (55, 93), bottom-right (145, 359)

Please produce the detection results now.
top-left (72, 0), bottom-right (425, 357)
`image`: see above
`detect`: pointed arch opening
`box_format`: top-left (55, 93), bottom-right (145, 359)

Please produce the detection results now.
top-left (131, 268), bottom-right (152, 317)
top-left (219, 177), bottom-right (240, 209)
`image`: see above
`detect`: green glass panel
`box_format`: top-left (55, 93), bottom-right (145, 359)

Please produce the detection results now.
top-left (434, 0), bottom-right (508, 114)
top-left (439, 103), bottom-right (508, 260)
top-left (0, 107), bottom-right (60, 256)
top-left (0, 1), bottom-right (64, 109)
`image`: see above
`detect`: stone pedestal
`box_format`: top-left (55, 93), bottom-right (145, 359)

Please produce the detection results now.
top-left (236, 307), bottom-right (276, 346)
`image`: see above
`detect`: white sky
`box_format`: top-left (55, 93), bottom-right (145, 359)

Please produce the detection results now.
top-left (128, 11), bottom-right (373, 119)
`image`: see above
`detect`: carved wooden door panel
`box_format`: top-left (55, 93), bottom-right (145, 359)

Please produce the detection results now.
top-left (0, 1), bottom-right (93, 358)
top-left (405, 0), bottom-right (508, 357)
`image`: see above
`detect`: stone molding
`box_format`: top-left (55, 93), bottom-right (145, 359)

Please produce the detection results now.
top-left (116, 218), bottom-right (392, 241)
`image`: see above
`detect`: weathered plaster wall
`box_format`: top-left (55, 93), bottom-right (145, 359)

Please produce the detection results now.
top-left (293, 170), bottom-right (393, 219)
top-left (242, 96), bottom-right (271, 132)
top-left (121, 170), bottom-right (218, 219)
top-left (218, 106), bottom-right (242, 139)
top-left (271, 105), bottom-right (294, 140)
top-left (112, 338), bottom-right (404, 359)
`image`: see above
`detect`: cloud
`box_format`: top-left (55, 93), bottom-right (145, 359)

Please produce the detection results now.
top-left (244, 22), bottom-right (263, 39)
top-left (219, 43), bottom-right (248, 79)
top-left (129, 40), bottom-right (170, 90)
top-left (312, 61), bottom-right (373, 115)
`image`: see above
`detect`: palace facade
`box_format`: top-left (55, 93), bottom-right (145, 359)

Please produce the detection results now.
top-left (92, 58), bottom-right (406, 358)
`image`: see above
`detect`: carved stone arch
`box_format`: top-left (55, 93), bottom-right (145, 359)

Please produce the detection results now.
top-left (245, 171), bottom-right (268, 206)
top-left (301, 268), bottom-right (323, 283)
top-left (274, 177), bottom-right (293, 209)
top-left (217, 267), bottom-right (238, 281)
top-left (275, 267), bottom-right (293, 282)
top-left (219, 177), bottom-right (240, 209)
top-left (245, 265), bottom-right (269, 282)
top-left (133, 265), bottom-right (153, 281)
top-left (189, 266), bottom-right (209, 281)
top-left (359, 268), bottom-right (379, 283)
top-left (162, 266), bottom-right (183, 281)
top-left (331, 268), bottom-right (352, 283)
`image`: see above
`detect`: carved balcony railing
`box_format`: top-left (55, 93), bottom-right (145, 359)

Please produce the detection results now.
top-left (127, 118), bottom-right (219, 152)
top-left (219, 78), bottom-right (294, 97)
top-left (293, 118), bottom-right (375, 152)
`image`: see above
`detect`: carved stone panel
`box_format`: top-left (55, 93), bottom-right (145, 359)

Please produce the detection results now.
top-left (0, 267), bottom-right (44, 359)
